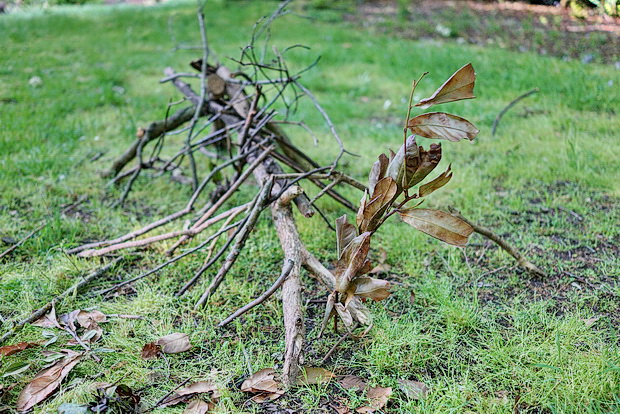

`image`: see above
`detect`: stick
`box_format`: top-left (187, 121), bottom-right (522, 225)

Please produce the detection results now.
top-left (492, 88), bottom-right (539, 136)
top-left (94, 220), bottom-right (244, 296)
top-left (0, 258), bottom-right (122, 344)
top-left (449, 208), bottom-right (546, 277)
top-left (194, 180), bottom-right (273, 308)
top-left (218, 259), bottom-right (294, 327)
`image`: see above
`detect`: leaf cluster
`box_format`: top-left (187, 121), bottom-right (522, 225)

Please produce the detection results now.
top-left (322, 64), bottom-right (479, 332)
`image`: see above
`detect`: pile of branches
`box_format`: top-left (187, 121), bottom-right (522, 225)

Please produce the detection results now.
top-left (68, 1), bottom-right (371, 386)
top-left (66, 1), bottom-right (544, 387)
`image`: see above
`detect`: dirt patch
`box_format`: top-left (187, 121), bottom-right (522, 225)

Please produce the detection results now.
top-left (348, 0), bottom-right (620, 64)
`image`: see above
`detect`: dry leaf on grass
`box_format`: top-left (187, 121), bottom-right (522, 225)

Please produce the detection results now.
top-left (415, 63), bottom-right (476, 108)
top-left (356, 386), bottom-right (392, 413)
top-left (296, 367), bottom-right (335, 386)
top-left (156, 333), bottom-right (192, 354)
top-left (161, 381), bottom-right (220, 407)
top-left (0, 342), bottom-right (39, 357)
top-left (241, 368), bottom-right (284, 402)
top-left (338, 375), bottom-right (367, 391)
top-left (16, 351), bottom-right (82, 412)
top-left (183, 399), bottom-right (214, 414)
top-left (398, 379), bottom-right (428, 400)
top-left (32, 305), bottom-right (62, 329)
top-left (140, 342), bottom-right (161, 359)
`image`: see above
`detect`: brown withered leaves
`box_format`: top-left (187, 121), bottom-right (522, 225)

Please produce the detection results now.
top-left (415, 63), bottom-right (476, 108)
top-left (407, 112), bottom-right (479, 142)
top-left (240, 368), bottom-right (284, 402)
top-left (399, 208), bottom-right (473, 246)
top-left (142, 333), bottom-right (192, 359)
top-left (16, 350), bottom-right (83, 412)
top-left (0, 342), bottom-right (39, 357)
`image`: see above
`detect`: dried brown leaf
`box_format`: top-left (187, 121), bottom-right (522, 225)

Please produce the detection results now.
top-left (347, 297), bottom-right (372, 326)
top-left (398, 379), bottom-right (428, 400)
top-left (350, 277), bottom-right (391, 302)
top-left (419, 164), bottom-right (452, 197)
top-left (336, 215), bottom-right (357, 259)
top-left (407, 112), bottom-right (479, 142)
top-left (360, 177), bottom-right (398, 232)
top-left (338, 375), bottom-right (367, 391)
top-left (16, 352), bottom-right (82, 412)
top-left (356, 386), bottom-right (392, 413)
top-left (141, 342), bottom-right (161, 359)
top-left (368, 153), bottom-right (389, 196)
top-left (406, 143), bottom-right (442, 189)
top-left (415, 63), bottom-right (476, 108)
top-left (399, 208), bottom-right (474, 246)
top-left (161, 381), bottom-right (220, 407)
top-left (241, 368), bottom-right (283, 396)
top-left (335, 303), bottom-right (354, 329)
top-left (336, 232), bottom-right (372, 292)
top-left (183, 399), bottom-right (214, 414)
top-left (157, 333), bottom-right (192, 354)
top-left (355, 190), bottom-right (368, 230)
top-left (32, 305), bottom-right (61, 329)
top-left (0, 342), bottom-right (39, 357)
top-left (386, 136), bottom-right (418, 189)
top-left (297, 367), bottom-right (335, 385)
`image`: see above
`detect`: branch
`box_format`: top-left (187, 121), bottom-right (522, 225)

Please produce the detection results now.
top-left (218, 258), bottom-right (294, 327)
top-left (492, 88), bottom-right (539, 136)
top-left (449, 208), bottom-right (546, 277)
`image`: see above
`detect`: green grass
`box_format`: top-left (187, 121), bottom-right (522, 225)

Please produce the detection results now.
top-left (1, 1), bottom-right (619, 413)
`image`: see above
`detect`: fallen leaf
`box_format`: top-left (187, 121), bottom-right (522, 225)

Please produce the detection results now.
top-left (157, 333), bottom-right (192, 354)
top-left (183, 399), bottom-right (214, 414)
top-left (16, 352), bottom-right (82, 412)
top-left (297, 367), bottom-right (335, 385)
top-left (415, 63), bottom-right (476, 108)
top-left (161, 381), bottom-right (220, 407)
top-left (369, 263), bottom-right (391, 274)
top-left (32, 305), bottom-right (62, 329)
top-left (338, 375), bottom-right (367, 391)
top-left (399, 208), bottom-right (474, 246)
top-left (398, 379), bottom-right (428, 400)
top-left (141, 342), bottom-right (161, 359)
top-left (356, 386), bottom-right (392, 413)
top-left (241, 368), bottom-right (284, 402)
top-left (0, 342), bottom-right (39, 357)
top-left (407, 112), bottom-right (479, 142)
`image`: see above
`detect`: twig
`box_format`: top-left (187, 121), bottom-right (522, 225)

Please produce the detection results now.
top-left (194, 180), bottom-right (274, 308)
top-left (320, 326), bottom-right (356, 365)
top-left (94, 220), bottom-right (245, 296)
top-left (492, 88), bottom-right (539, 136)
top-left (0, 258), bottom-right (122, 345)
top-left (218, 259), bottom-right (294, 327)
top-left (449, 208), bottom-right (547, 277)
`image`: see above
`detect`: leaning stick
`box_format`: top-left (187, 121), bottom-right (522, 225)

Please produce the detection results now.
top-left (166, 146), bottom-right (274, 255)
top-left (0, 258), bottom-right (122, 344)
top-left (76, 203), bottom-right (250, 258)
top-left (94, 219), bottom-right (245, 296)
top-left (218, 258), bottom-right (294, 327)
top-left (68, 144), bottom-right (266, 255)
top-left (194, 180), bottom-right (274, 309)
top-left (449, 208), bottom-right (546, 277)
top-left (492, 88), bottom-right (539, 136)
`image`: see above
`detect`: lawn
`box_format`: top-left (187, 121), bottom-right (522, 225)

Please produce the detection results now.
top-left (0, 1), bottom-right (619, 413)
